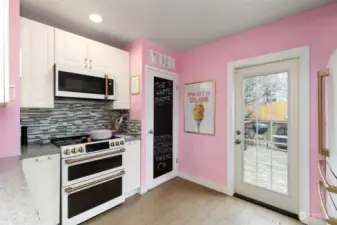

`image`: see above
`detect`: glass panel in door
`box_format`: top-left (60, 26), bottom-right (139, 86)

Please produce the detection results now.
top-left (243, 72), bottom-right (289, 194)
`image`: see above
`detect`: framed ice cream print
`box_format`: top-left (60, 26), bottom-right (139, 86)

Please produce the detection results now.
top-left (184, 80), bottom-right (215, 135)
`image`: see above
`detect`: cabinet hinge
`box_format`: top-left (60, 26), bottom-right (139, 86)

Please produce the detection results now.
top-left (176, 158), bottom-right (178, 163)
top-left (176, 84), bottom-right (179, 90)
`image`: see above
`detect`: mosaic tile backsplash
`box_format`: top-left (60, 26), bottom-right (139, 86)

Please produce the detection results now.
top-left (20, 98), bottom-right (140, 144)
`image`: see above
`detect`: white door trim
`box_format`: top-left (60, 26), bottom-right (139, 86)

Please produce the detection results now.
top-left (145, 65), bottom-right (179, 190)
top-left (226, 46), bottom-right (310, 221)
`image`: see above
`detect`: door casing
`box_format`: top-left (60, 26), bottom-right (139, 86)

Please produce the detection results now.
top-left (145, 65), bottom-right (179, 190)
top-left (226, 46), bottom-right (310, 222)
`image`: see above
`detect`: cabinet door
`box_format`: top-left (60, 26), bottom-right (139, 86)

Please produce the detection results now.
top-left (22, 154), bottom-right (60, 225)
top-left (123, 141), bottom-right (141, 195)
top-left (113, 48), bottom-right (130, 109)
top-left (21, 18), bottom-right (54, 108)
top-left (87, 39), bottom-right (114, 73)
top-left (0, 0), bottom-right (10, 104)
top-left (55, 29), bottom-right (88, 67)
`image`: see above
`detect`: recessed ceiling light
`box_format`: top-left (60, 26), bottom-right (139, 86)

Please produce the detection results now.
top-left (89, 13), bottom-right (103, 24)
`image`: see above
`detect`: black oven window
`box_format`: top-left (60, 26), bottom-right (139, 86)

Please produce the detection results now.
top-left (58, 71), bottom-right (106, 95)
top-left (68, 155), bottom-right (122, 181)
top-left (68, 177), bottom-right (122, 218)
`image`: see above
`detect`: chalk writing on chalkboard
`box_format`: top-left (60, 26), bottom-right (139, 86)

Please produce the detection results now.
top-left (153, 77), bottom-right (173, 179)
top-left (154, 81), bottom-right (172, 106)
top-left (154, 135), bottom-right (173, 169)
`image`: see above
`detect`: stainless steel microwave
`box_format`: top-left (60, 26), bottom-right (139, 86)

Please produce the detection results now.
top-left (54, 64), bottom-right (115, 100)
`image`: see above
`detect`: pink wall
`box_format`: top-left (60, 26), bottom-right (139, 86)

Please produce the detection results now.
top-left (125, 38), bottom-right (180, 188)
top-left (139, 39), bottom-right (180, 188)
top-left (0, 0), bottom-right (20, 158)
top-left (124, 39), bottom-right (143, 120)
top-left (178, 3), bottom-right (337, 217)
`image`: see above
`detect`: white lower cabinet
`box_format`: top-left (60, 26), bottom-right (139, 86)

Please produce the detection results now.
top-left (123, 141), bottom-right (141, 196)
top-left (22, 154), bottom-right (60, 225)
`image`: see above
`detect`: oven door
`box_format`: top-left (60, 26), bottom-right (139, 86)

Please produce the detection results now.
top-left (62, 170), bottom-right (125, 225)
top-left (54, 64), bottom-right (115, 100)
top-left (62, 149), bottom-right (124, 187)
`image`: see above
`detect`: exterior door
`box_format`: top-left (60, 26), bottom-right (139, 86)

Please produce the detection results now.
top-left (146, 66), bottom-right (178, 190)
top-left (234, 58), bottom-right (299, 214)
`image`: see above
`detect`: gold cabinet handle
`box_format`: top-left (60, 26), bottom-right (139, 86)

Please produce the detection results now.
top-left (318, 69), bottom-right (330, 157)
top-left (84, 58), bottom-right (88, 68)
top-left (104, 74), bottom-right (108, 99)
top-left (65, 170), bottom-right (125, 194)
top-left (318, 181), bottom-right (337, 224)
top-left (318, 160), bottom-right (337, 194)
top-left (65, 148), bottom-right (125, 164)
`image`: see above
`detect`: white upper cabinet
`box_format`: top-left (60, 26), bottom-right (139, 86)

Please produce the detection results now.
top-left (55, 29), bottom-right (88, 68)
top-left (0, 0), bottom-right (11, 105)
top-left (87, 40), bottom-right (114, 73)
top-left (21, 20), bottom-right (130, 107)
top-left (113, 48), bottom-right (130, 109)
top-left (21, 17), bottom-right (54, 108)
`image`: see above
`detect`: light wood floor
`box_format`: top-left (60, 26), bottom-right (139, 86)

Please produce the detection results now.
top-left (84, 178), bottom-right (302, 225)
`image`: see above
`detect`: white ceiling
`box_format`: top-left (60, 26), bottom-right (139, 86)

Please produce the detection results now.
top-left (20, 0), bottom-right (336, 51)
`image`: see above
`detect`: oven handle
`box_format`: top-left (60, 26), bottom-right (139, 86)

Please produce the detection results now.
top-left (65, 170), bottom-right (125, 194)
top-left (104, 74), bottom-right (108, 99)
top-left (65, 148), bottom-right (125, 165)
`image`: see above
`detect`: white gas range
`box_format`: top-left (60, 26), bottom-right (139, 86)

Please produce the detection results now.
top-left (51, 135), bottom-right (126, 225)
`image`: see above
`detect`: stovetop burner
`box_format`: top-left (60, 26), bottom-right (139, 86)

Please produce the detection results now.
top-left (51, 134), bottom-right (117, 147)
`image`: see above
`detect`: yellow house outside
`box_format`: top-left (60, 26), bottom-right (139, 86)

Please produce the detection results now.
top-left (246, 101), bottom-right (288, 121)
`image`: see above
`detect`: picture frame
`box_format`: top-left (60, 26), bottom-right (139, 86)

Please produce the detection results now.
top-left (184, 80), bottom-right (216, 135)
top-left (131, 75), bottom-right (140, 95)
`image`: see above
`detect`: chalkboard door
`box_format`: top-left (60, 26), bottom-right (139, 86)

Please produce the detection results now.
top-left (146, 66), bottom-right (178, 190)
top-left (153, 76), bottom-right (173, 178)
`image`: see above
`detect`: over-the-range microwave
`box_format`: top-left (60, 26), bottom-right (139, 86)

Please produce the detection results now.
top-left (54, 64), bottom-right (115, 100)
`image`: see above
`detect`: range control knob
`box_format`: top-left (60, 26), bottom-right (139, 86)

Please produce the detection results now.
top-left (64, 149), bottom-right (70, 155)
top-left (78, 147), bottom-right (84, 153)
top-left (120, 140), bottom-right (125, 145)
top-left (110, 142), bottom-right (115, 147)
top-left (115, 141), bottom-right (120, 146)
top-left (71, 148), bottom-right (78, 154)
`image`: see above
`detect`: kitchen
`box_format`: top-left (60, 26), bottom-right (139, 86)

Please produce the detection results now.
top-left (18, 16), bottom-right (142, 225)
top-left (2, 1), bottom-right (337, 225)
top-left (2, 1), bottom-right (142, 224)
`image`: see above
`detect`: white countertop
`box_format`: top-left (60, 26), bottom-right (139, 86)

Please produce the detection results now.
top-left (0, 156), bottom-right (40, 225)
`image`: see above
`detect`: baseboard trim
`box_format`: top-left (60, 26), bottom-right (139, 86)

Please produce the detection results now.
top-left (302, 216), bottom-right (325, 225)
top-left (178, 172), bottom-right (230, 195)
top-left (140, 185), bottom-right (148, 195)
top-left (124, 188), bottom-right (141, 199)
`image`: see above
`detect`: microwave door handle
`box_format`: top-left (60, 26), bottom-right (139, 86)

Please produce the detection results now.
top-left (104, 74), bottom-right (108, 99)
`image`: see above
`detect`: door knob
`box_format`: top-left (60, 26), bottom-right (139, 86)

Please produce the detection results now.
top-left (84, 58), bottom-right (88, 68)
top-left (236, 130), bottom-right (241, 135)
top-left (148, 130), bottom-right (153, 134)
top-left (235, 139), bottom-right (241, 145)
